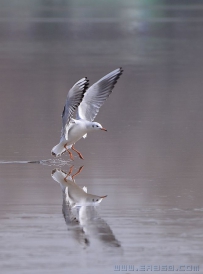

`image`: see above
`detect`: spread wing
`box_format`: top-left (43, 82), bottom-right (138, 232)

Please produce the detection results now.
top-left (76, 68), bottom-right (123, 122)
top-left (61, 77), bottom-right (89, 139)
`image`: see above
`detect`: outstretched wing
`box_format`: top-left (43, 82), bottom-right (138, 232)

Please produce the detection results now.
top-left (76, 68), bottom-right (123, 122)
top-left (61, 77), bottom-right (89, 138)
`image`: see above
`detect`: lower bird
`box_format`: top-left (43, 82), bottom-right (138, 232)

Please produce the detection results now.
top-left (51, 68), bottom-right (123, 160)
top-left (51, 167), bottom-right (107, 206)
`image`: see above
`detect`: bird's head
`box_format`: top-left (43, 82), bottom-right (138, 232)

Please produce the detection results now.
top-left (89, 122), bottom-right (107, 132)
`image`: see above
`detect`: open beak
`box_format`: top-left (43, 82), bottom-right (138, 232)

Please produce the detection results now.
top-left (101, 128), bottom-right (107, 131)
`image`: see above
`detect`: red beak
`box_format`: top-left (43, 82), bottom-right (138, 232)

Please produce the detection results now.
top-left (101, 128), bottom-right (107, 131)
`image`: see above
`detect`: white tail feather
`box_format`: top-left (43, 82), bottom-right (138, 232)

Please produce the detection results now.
top-left (51, 142), bottom-right (70, 157)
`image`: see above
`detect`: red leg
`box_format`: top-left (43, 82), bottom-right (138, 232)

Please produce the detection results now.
top-left (64, 145), bottom-right (74, 160)
top-left (71, 145), bottom-right (84, 160)
top-left (64, 165), bottom-right (74, 182)
top-left (72, 166), bottom-right (84, 179)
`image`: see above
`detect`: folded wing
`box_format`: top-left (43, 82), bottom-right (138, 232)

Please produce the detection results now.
top-left (76, 68), bottom-right (123, 122)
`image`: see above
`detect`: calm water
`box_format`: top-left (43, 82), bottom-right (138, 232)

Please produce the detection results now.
top-left (0, 1), bottom-right (203, 273)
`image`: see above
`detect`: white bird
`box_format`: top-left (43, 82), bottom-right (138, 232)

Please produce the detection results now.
top-left (51, 68), bottom-right (123, 159)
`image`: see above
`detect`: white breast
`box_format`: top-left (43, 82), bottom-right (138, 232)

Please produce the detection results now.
top-left (66, 121), bottom-right (88, 144)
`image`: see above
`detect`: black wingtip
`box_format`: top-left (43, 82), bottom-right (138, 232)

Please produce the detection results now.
top-left (61, 105), bottom-right (66, 118)
top-left (83, 78), bottom-right (89, 96)
top-left (118, 67), bottom-right (123, 75)
top-left (113, 67), bottom-right (123, 83)
top-left (51, 169), bottom-right (57, 175)
top-left (52, 151), bottom-right (57, 157)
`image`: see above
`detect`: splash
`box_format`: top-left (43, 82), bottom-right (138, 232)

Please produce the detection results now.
top-left (0, 158), bottom-right (71, 167)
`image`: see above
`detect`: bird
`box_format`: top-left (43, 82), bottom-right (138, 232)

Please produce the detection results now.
top-left (51, 67), bottom-right (123, 159)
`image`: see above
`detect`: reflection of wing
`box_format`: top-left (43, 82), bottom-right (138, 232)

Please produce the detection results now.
top-left (62, 191), bottom-right (78, 225)
top-left (62, 191), bottom-right (90, 248)
top-left (76, 68), bottom-right (123, 122)
top-left (61, 78), bottom-right (89, 138)
top-left (96, 218), bottom-right (121, 247)
top-left (79, 206), bottom-right (121, 248)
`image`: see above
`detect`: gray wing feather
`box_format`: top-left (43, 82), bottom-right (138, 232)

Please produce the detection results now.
top-left (61, 78), bottom-right (89, 138)
top-left (76, 68), bottom-right (123, 122)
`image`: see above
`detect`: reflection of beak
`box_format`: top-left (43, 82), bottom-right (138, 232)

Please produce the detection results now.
top-left (97, 195), bottom-right (108, 203)
top-left (101, 128), bottom-right (107, 131)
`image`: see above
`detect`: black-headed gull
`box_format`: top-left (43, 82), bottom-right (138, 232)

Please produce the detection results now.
top-left (51, 68), bottom-right (123, 159)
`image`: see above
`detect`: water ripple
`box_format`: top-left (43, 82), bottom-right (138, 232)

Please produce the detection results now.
top-left (0, 159), bottom-right (71, 167)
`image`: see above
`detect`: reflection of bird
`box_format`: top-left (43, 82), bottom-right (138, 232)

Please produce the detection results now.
top-left (51, 68), bottom-right (123, 159)
top-left (52, 166), bottom-right (107, 206)
top-left (51, 166), bottom-right (121, 248)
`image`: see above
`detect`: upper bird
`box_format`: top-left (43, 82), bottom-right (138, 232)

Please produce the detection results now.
top-left (51, 67), bottom-right (123, 160)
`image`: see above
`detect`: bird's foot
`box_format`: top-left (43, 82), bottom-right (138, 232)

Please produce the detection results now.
top-left (78, 153), bottom-right (84, 160)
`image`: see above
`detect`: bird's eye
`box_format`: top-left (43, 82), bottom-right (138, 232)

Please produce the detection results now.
top-left (96, 125), bottom-right (98, 127)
